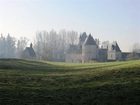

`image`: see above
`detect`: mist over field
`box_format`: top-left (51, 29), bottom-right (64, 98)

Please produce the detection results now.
top-left (0, 0), bottom-right (140, 52)
top-left (0, 0), bottom-right (140, 105)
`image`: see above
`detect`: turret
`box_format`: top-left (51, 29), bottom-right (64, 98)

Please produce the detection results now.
top-left (107, 41), bottom-right (122, 61)
top-left (82, 34), bottom-right (98, 63)
top-left (79, 32), bottom-right (87, 47)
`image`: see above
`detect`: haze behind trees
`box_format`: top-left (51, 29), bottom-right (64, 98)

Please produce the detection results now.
top-left (0, 0), bottom-right (140, 52)
top-left (0, 29), bottom-right (140, 61)
top-left (0, 30), bottom-right (78, 61)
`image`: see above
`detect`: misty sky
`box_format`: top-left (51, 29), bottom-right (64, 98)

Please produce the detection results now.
top-left (0, 0), bottom-right (140, 52)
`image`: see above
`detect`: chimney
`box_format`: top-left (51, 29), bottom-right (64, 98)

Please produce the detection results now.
top-left (30, 43), bottom-right (33, 48)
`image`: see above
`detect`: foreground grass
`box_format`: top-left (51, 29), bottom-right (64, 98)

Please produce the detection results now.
top-left (0, 59), bottom-right (140, 105)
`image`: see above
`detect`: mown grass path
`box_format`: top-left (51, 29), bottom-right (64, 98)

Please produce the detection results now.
top-left (0, 59), bottom-right (139, 105)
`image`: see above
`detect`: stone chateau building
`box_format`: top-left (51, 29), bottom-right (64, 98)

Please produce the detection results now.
top-left (65, 32), bottom-right (122, 63)
top-left (21, 32), bottom-right (140, 62)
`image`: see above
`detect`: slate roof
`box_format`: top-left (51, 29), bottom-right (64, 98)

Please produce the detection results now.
top-left (24, 47), bottom-right (36, 57)
top-left (79, 32), bottom-right (87, 42)
top-left (83, 34), bottom-right (97, 45)
top-left (111, 42), bottom-right (121, 52)
top-left (23, 43), bottom-right (36, 58)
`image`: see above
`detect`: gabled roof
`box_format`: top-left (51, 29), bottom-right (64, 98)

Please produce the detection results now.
top-left (24, 47), bottom-right (36, 57)
top-left (83, 34), bottom-right (97, 46)
top-left (111, 42), bottom-right (121, 52)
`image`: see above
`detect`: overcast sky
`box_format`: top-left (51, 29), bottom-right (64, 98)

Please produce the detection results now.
top-left (0, 0), bottom-right (140, 51)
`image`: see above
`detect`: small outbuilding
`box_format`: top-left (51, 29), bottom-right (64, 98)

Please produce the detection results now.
top-left (22, 43), bottom-right (36, 59)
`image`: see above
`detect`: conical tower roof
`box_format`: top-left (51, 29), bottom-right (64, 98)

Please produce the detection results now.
top-left (84, 34), bottom-right (97, 45)
top-left (112, 41), bottom-right (121, 52)
top-left (115, 42), bottom-right (121, 52)
top-left (79, 32), bottom-right (87, 42)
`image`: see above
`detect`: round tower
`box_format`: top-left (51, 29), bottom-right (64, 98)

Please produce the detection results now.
top-left (82, 34), bottom-right (98, 63)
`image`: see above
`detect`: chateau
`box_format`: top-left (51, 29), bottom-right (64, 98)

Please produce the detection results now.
top-left (20, 32), bottom-right (140, 62)
top-left (65, 32), bottom-right (122, 63)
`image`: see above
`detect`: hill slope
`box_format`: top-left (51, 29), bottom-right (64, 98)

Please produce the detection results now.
top-left (0, 59), bottom-right (140, 105)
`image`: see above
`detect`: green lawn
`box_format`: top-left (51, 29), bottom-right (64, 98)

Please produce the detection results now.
top-left (0, 59), bottom-right (140, 105)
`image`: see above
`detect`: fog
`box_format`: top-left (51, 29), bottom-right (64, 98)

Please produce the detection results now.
top-left (0, 29), bottom-right (140, 61)
top-left (0, 30), bottom-right (78, 61)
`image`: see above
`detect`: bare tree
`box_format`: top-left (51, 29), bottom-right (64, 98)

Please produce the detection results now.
top-left (0, 34), bottom-right (6, 58)
top-left (0, 34), bottom-right (16, 58)
top-left (34, 31), bottom-right (48, 60)
top-left (67, 31), bottom-right (78, 45)
top-left (17, 37), bottom-right (29, 58)
top-left (132, 43), bottom-right (140, 53)
top-left (34, 29), bottom-right (79, 61)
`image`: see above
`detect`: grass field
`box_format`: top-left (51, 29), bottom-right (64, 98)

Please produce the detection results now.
top-left (0, 59), bottom-right (140, 105)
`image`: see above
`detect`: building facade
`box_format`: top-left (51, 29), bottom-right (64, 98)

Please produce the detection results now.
top-left (65, 32), bottom-right (122, 63)
top-left (22, 43), bottom-right (36, 59)
top-left (82, 34), bottom-right (98, 63)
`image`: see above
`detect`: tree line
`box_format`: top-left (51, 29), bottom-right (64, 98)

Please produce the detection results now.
top-left (0, 34), bottom-right (28, 58)
top-left (0, 30), bottom-right (78, 61)
top-left (34, 30), bottom-right (78, 61)
top-left (0, 30), bottom-right (140, 61)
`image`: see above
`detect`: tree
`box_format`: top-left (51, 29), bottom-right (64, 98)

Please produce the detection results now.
top-left (17, 37), bottom-right (29, 58)
top-left (34, 31), bottom-right (48, 60)
top-left (34, 29), bottom-right (79, 61)
top-left (0, 34), bottom-right (16, 58)
top-left (132, 43), bottom-right (140, 53)
top-left (6, 34), bottom-right (16, 58)
top-left (67, 31), bottom-right (78, 45)
top-left (0, 34), bottom-right (6, 58)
